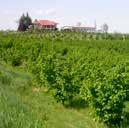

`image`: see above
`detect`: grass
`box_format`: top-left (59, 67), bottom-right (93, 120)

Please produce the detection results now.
top-left (0, 65), bottom-right (44, 128)
top-left (21, 87), bottom-right (106, 128)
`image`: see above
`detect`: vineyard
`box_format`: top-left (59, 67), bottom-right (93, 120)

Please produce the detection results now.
top-left (1, 31), bottom-right (129, 128)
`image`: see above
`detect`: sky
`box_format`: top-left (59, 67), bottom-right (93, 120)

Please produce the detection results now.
top-left (0, 0), bottom-right (129, 33)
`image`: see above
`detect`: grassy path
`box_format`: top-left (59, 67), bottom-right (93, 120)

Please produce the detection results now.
top-left (20, 86), bottom-right (106, 128)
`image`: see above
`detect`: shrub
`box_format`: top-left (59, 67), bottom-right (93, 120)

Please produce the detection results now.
top-left (81, 65), bottom-right (129, 126)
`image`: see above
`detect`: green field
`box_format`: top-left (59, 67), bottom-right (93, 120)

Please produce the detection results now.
top-left (1, 31), bottom-right (129, 128)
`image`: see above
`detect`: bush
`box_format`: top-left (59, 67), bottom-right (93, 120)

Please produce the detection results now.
top-left (81, 65), bottom-right (129, 126)
top-left (40, 54), bottom-right (82, 104)
top-left (11, 55), bottom-right (22, 66)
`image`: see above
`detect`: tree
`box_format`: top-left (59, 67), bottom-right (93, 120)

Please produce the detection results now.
top-left (101, 23), bottom-right (109, 33)
top-left (18, 14), bottom-right (26, 31)
top-left (18, 13), bottom-right (32, 31)
top-left (25, 13), bottom-right (32, 27)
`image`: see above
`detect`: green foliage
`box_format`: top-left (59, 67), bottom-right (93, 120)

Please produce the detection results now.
top-left (0, 89), bottom-right (44, 128)
top-left (81, 65), bottom-right (129, 125)
top-left (11, 55), bottom-right (22, 66)
top-left (0, 69), bottom-right (44, 128)
top-left (0, 71), bottom-right (12, 85)
top-left (1, 31), bottom-right (129, 126)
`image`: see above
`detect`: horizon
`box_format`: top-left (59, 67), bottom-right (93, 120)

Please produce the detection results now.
top-left (0, 0), bottom-right (129, 33)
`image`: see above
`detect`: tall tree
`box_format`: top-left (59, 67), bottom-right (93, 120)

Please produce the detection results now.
top-left (24, 12), bottom-right (32, 28)
top-left (18, 13), bottom-right (32, 31)
top-left (18, 14), bottom-right (26, 31)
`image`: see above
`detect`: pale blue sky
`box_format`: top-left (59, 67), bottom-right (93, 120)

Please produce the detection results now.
top-left (0, 0), bottom-right (129, 33)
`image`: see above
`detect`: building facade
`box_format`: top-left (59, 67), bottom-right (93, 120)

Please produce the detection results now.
top-left (32, 20), bottom-right (58, 30)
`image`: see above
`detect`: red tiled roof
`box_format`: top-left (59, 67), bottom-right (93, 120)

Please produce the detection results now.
top-left (33, 20), bottom-right (58, 26)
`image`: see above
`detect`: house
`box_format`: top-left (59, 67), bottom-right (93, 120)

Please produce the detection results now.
top-left (62, 26), bottom-right (96, 32)
top-left (32, 20), bottom-right (58, 30)
top-left (62, 22), bottom-right (96, 33)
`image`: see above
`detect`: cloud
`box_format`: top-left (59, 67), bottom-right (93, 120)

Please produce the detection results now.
top-left (34, 9), bottom-right (44, 16)
top-left (45, 8), bottom-right (56, 16)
